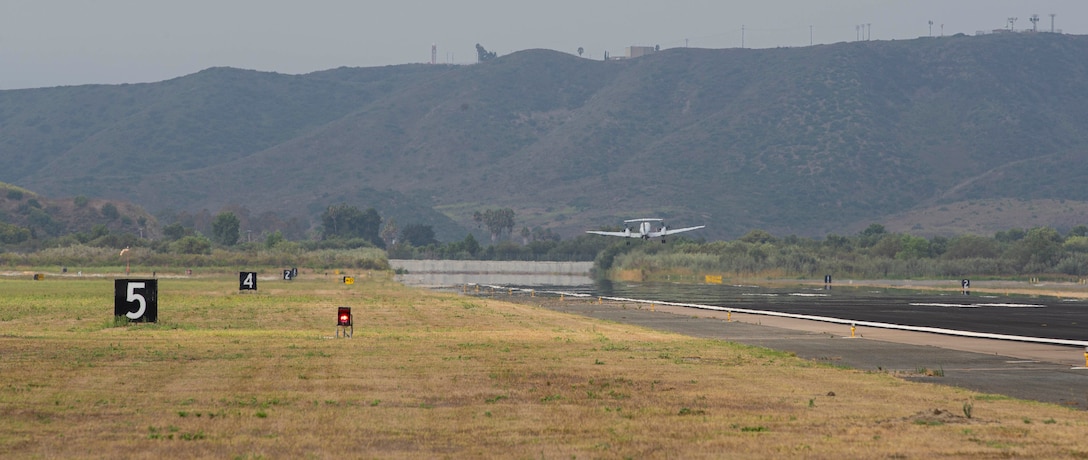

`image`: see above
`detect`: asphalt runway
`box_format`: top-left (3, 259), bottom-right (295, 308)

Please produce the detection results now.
top-left (584, 282), bottom-right (1088, 342)
top-left (486, 291), bottom-right (1088, 409)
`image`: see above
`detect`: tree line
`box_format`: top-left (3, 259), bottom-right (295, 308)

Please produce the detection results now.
top-left (11, 195), bottom-right (1088, 281)
top-left (0, 201), bottom-right (612, 261)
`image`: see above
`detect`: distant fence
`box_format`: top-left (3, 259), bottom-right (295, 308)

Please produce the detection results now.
top-left (389, 259), bottom-right (593, 275)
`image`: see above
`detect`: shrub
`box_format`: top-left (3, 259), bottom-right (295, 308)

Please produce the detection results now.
top-left (171, 236), bottom-right (213, 255)
top-left (101, 203), bottom-right (120, 220)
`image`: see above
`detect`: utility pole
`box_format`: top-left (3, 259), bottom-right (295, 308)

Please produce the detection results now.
top-left (928, 20), bottom-right (933, 37)
top-left (810, 25), bottom-right (813, 45)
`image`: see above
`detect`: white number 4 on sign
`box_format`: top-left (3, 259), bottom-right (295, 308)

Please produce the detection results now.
top-left (240, 272), bottom-right (257, 291)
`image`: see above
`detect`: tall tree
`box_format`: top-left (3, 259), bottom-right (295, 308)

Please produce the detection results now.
top-left (322, 204), bottom-right (383, 247)
top-left (162, 222), bottom-right (190, 241)
top-left (381, 217), bottom-right (399, 247)
top-left (359, 208), bottom-right (383, 247)
top-left (858, 223), bottom-right (887, 248)
top-left (211, 211), bottom-right (240, 246)
top-left (473, 208), bottom-right (516, 242)
top-left (475, 43), bottom-right (497, 62)
top-left (462, 233), bottom-right (481, 257)
top-left (400, 223), bottom-right (437, 247)
top-left (100, 203), bottom-right (120, 220)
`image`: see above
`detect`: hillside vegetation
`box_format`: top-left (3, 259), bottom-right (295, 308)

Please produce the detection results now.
top-left (0, 181), bottom-right (155, 245)
top-left (3, 33), bottom-right (1088, 240)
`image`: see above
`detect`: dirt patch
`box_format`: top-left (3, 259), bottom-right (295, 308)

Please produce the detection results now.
top-left (900, 408), bottom-right (987, 426)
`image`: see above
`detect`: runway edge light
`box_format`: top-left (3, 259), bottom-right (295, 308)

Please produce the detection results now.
top-left (336, 306), bottom-right (353, 338)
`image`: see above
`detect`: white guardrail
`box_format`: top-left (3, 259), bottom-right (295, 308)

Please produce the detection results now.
top-left (476, 284), bottom-right (1088, 348)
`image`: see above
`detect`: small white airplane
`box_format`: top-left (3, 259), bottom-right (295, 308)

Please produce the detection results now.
top-left (587, 218), bottom-right (705, 243)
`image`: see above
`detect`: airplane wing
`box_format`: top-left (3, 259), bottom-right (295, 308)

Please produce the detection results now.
top-left (658, 225), bottom-right (705, 236)
top-left (586, 230), bottom-right (638, 238)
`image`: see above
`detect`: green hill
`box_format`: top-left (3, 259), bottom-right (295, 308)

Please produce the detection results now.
top-left (4, 32), bottom-right (1088, 240)
top-left (0, 181), bottom-right (156, 243)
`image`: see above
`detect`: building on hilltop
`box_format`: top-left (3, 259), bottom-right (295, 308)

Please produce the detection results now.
top-left (625, 46), bottom-right (657, 58)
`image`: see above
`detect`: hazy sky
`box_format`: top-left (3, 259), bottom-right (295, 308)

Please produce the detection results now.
top-left (2, 0), bottom-right (1086, 89)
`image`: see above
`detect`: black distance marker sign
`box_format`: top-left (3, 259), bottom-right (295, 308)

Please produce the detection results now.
top-left (114, 279), bottom-right (158, 322)
top-left (239, 272), bottom-right (258, 291)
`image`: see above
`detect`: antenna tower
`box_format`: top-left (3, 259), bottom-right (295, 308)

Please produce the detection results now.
top-left (1030, 14), bottom-right (1040, 32)
top-left (1050, 14), bottom-right (1056, 33)
top-left (431, 44), bottom-right (436, 65)
top-left (1007, 17), bottom-right (1017, 31)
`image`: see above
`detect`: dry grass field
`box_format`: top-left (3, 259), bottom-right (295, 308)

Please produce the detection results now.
top-left (2, 270), bottom-right (1088, 458)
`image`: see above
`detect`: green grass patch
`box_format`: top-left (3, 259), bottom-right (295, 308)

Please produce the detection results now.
top-left (1, 271), bottom-right (1087, 458)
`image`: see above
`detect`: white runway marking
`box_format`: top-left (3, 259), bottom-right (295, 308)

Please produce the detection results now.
top-left (909, 303), bottom-right (979, 308)
top-left (974, 303), bottom-right (1046, 308)
top-left (909, 302), bottom-right (1045, 308)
